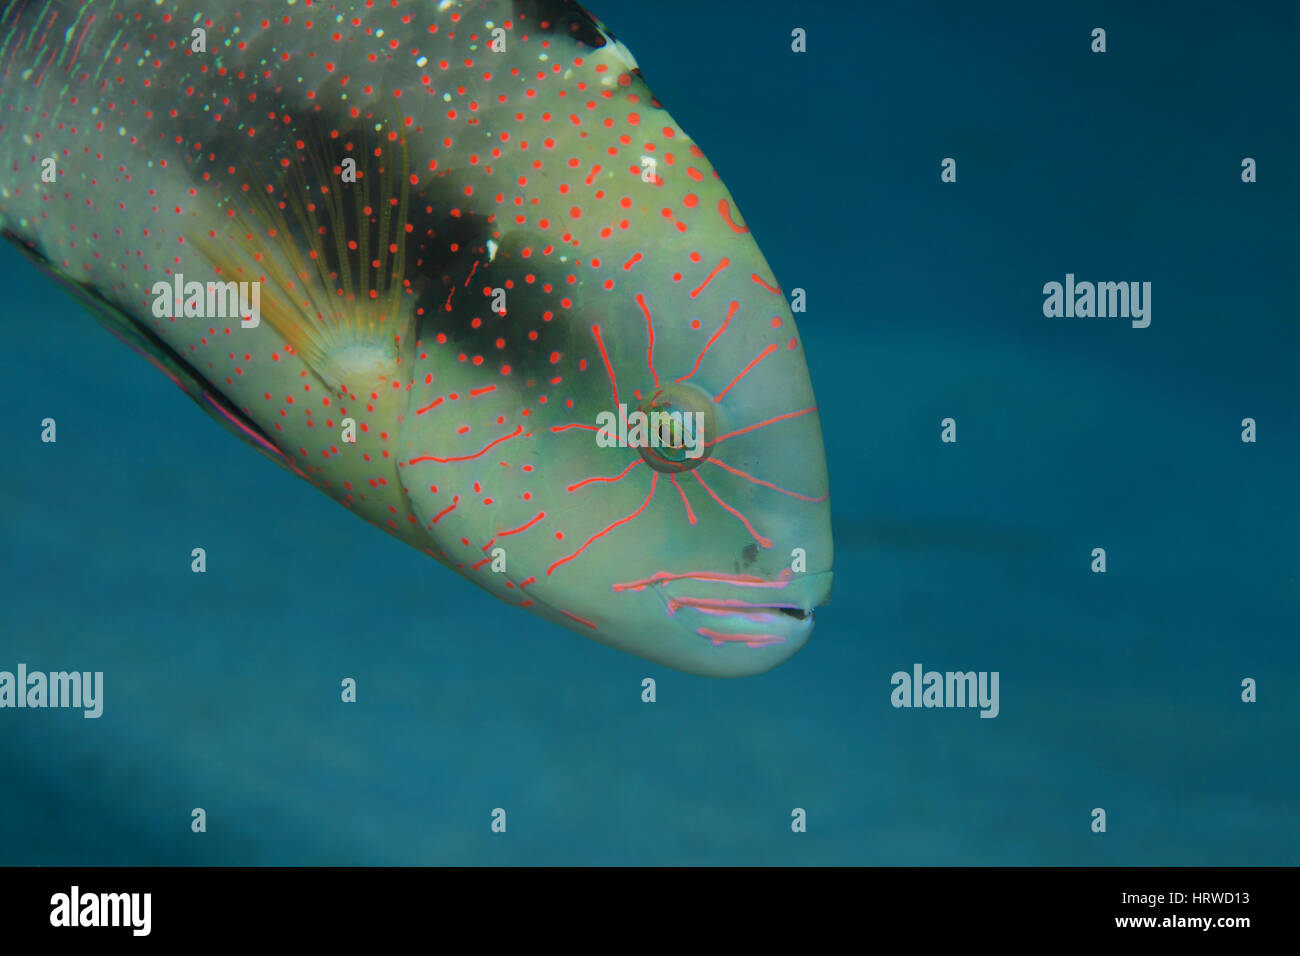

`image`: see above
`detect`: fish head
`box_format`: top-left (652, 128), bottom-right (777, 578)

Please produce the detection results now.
top-left (3, 0), bottom-right (829, 677)
top-left (392, 6), bottom-right (833, 676)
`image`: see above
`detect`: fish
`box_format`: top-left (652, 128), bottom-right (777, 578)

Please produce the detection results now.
top-left (0, 0), bottom-right (833, 677)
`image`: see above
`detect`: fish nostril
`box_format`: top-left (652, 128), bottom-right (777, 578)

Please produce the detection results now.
top-left (741, 543), bottom-right (758, 565)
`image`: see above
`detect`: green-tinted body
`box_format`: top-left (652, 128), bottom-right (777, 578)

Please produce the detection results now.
top-left (0, 0), bottom-right (832, 675)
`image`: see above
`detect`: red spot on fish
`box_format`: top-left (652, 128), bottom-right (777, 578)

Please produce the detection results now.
top-left (678, 301), bottom-right (738, 383)
top-left (410, 425), bottom-right (523, 463)
top-left (689, 257), bottom-right (730, 299)
top-left (718, 199), bottom-right (749, 233)
top-left (560, 609), bottom-right (597, 630)
top-left (547, 473), bottom-right (659, 576)
top-left (715, 344), bottom-right (778, 403)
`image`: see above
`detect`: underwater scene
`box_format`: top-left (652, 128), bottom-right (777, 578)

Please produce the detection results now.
top-left (1, 0), bottom-right (1296, 865)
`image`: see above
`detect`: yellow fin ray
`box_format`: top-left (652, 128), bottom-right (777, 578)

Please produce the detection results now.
top-left (193, 121), bottom-right (420, 394)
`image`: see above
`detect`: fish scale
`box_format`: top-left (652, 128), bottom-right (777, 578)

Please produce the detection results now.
top-left (0, 0), bottom-right (835, 677)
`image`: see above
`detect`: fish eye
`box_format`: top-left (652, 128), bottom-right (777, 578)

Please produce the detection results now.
top-left (635, 382), bottom-right (716, 474)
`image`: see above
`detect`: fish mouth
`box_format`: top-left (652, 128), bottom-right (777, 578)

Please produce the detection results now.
top-left (615, 570), bottom-right (832, 649)
top-left (668, 596), bottom-right (815, 648)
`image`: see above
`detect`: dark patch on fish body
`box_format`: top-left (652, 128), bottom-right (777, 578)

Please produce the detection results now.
top-left (514, 0), bottom-right (612, 52)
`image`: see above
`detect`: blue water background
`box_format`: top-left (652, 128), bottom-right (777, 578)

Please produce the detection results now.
top-left (1, 0), bottom-right (1296, 864)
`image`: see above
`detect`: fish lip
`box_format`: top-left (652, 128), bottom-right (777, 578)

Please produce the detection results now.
top-left (610, 570), bottom-right (808, 594)
top-left (670, 598), bottom-right (815, 649)
top-left (618, 571), bottom-right (831, 647)
top-left (662, 594), bottom-right (813, 621)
